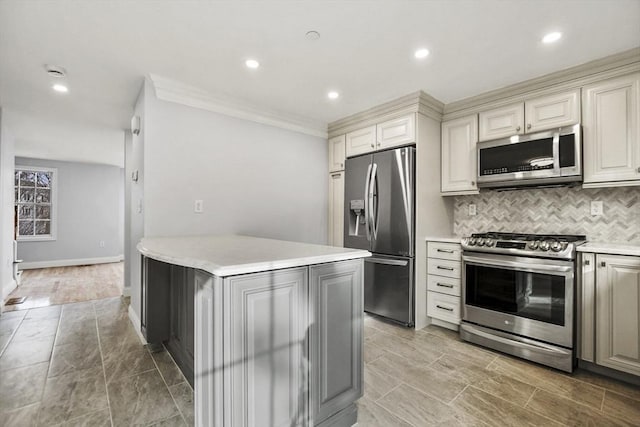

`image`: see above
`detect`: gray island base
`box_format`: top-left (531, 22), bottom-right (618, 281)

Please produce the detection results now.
top-left (137, 235), bottom-right (370, 427)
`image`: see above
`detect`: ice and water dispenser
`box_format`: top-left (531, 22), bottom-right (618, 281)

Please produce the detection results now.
top-left (348, 199), bottom-right (365, 236)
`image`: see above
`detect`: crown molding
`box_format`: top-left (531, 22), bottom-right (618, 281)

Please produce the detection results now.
top-left (443, 48), bottom-right (640, 120)
top-left (148, 74), bottom-right (328, 139)
top-left (328, 91), bottom-right (444, 137)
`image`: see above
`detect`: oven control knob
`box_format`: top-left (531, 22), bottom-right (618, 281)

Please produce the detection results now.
top-left (551, 241), bottom-right (562, 252)
top-left (528, 240), bottom-right (539, 250)
top-left (469, 237), bottom-right (477, 246)
top-left (485, 239), bottom-right (495, 247)
top-left (477, 238), bottom-right (486, 246)
top-left (539, 240), bottom-right (551, 251)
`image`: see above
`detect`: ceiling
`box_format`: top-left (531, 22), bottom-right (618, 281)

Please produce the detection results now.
top-left (1, 0), bottom-right (639, 166)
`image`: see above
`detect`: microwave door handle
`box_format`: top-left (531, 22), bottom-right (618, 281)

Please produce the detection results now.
top-left (552, 132), bottom-right (560, 173)
top-left (462, 255), bottom-right (573, 274)
top-left (364, 163), bottom-right (372, 241)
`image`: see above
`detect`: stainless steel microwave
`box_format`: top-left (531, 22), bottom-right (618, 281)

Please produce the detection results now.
top-left (477, 124), bottom-right (581, 188)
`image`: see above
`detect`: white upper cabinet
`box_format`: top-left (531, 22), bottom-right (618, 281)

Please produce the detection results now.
top-left (345, 125), bottom-right (376, 158)
top-left (478, 90), bottom-right (580, 142)
top-left (441, 115), bottom-right (478, 194)
top-left (328, 135), bottom-right (346, 172)
top-left (582, 73), bottom-right (640, 186)
top-left (525, 89), bottom-right (580, 133)
top-left (376, 114), bottom-right (416, 150)
top-left (479, 103), bottom-right (524, 141)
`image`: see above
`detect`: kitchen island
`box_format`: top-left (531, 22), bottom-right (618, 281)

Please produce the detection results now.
top-left (137, 235), bottom-right (370, 427)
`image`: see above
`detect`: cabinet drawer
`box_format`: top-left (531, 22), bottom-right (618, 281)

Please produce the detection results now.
top-left (427, 275), bottom-right (460, 297)
top-left (427, 259), bottom-right (461, 279)
top-left (427, 291), bottom-right (461, 324)
top-left (427, 242), bottom-right (462, 261)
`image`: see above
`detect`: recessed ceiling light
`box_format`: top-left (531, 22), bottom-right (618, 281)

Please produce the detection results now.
top-left (542, 32), bottom-right (562, 44)
top-left (414, 48), bottom-right (430, 59)
top-left (52, 84), bottom-right (68, 93)
top-left (327, 91), bottom-right (339, 100)
top-left (305, 30), bottom-right (320, 40)
top-left (245, 59), bottom-right (260, 69)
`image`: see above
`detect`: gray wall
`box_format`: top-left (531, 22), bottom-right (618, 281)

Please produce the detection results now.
top-left (16, 157), bottom-right (124, 262)
top-left (1, 109), bottom-right (16, 300)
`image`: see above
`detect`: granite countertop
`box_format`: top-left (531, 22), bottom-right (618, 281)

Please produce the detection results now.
top-left (137, 235), bottom-right (371, 277)
top-left (577, 242), bottom-right (640, 257)
top-left (425, 236), bottom-right (461, 244)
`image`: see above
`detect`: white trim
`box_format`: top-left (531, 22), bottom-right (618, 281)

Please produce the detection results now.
top-left (2, 279), bottom-right (17, 302)
top-left (121, 287), bottom-right (131, 297)
top-left (128, 304), bottom-right (147, 345)
top-left (148, 74), bottom-right (328, 139)
top-left (15, 165), bottom-right (58, 241)
top-left (19, 255), bottom-right (124, 270)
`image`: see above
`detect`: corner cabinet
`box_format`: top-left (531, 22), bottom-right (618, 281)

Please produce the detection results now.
top-left (328, 172), bottom-right (344, 247)
top-left (595, 254), bottom-right (640, 377)
top-left (441, 115), bottom-right (478, 194)
top-left (582, 73), bottom-right (640, 187)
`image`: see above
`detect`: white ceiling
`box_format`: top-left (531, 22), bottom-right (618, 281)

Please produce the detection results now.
top-left (1, 0), bottom-right (639, 166)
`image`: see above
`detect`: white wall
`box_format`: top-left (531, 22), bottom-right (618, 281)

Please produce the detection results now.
top-left (16, 157), bottom-right (124, 265)
top-left (143, 85), bottom-right (328, 242)
top-left (127, 78), bottom-right (328, 320)
top-left (0, 109), bottom-right (17, 301)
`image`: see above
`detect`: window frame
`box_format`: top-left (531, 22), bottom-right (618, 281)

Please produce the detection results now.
top-left (15, 165), bottom-right (58, 242)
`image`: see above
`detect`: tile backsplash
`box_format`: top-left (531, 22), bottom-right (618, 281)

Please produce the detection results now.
top-left (453, 186), bottom-right (640, 244)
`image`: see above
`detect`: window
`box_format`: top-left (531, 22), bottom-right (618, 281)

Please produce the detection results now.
top-left (15, 166), bottom-right (57, 241)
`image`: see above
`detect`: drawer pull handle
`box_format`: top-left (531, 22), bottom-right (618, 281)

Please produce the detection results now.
top-left (437, 249), bottom-right (454, 253)
top-left (437, 266), bottom-right (455, 271)
top-left (436, 305), bottom-right (454, 312)
top-left (437, 283), bottom-right (454, 288)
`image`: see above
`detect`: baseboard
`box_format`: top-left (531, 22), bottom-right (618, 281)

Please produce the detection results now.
top-left (430, 317), bottom-right (460, 332)
top-left (2, 279), bottom-right (17, 302)
top-left (128, 304), bottom-right (147, 345)
top-left (20, 255), bottom-right (124, 270)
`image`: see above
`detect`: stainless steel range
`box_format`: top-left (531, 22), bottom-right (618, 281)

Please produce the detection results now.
top-left (460, 232), bottom-right (586, 372)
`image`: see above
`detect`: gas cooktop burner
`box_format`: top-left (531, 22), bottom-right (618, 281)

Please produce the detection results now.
top-left (462, 232), bottom-right (586, 259)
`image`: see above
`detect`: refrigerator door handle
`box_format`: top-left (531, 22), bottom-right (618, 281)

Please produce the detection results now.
top-left (369, 162), bottom-right (378, 240)
top-left (364, 163), bottom-right (373, 241)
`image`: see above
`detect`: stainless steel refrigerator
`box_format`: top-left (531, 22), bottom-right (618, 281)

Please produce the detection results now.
top-left (343, 146), bottom-right (415, 326)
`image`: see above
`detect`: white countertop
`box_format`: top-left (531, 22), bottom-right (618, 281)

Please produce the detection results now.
top-left (137, 235), bottom-right (371, 277)
top-left (425, 235), bottom-right (461, 244)
top-left (577, 242), bottom-right (640, 257)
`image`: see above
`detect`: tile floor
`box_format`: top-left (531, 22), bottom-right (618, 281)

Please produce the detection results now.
top-left (4, 263), bottom-right (124, 312)
top-left (0, 297), bottom-right (193, 426)
top-left (359, 315), bottom-right (640, 427)
top-left (2, 297), bottom-right (639, 426)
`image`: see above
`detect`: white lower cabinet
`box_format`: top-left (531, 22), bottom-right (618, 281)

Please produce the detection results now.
top-left (426, 241), bottom-right (462, 325)
top-left (595, 254), bottom-right (640, 376)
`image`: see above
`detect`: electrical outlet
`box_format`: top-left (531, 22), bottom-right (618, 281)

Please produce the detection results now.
top-left (469, 204), bottom-right (477, 216)
top-left (194, 199), bottom-right (204, 213)
top-left (590, 201), bottom-right (603, 216)
top-left (99, 240), bottom-right (105, 248)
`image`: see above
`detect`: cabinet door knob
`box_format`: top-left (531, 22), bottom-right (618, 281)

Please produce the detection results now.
top-left (527, 123), bottom-right (532, 130)
top-left (340, 163), bottom-right (343, 168)
top-left (637, 166), bottom-right (640, 173)
top-left (471, 181), bottom-right (475, 186)
top-left (600, 261), bottom-right (606, 267)
top-left (516, 126), bottom-right (521, 132)
top-left (370, 144), bottom-right (374, 148)
top-left (584, 259), bottom-right (590, 266)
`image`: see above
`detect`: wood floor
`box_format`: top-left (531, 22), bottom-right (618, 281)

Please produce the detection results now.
top-left (359, 315), bottom-right (640, 427)
top-left (3, 263), bottom-right (124, 311)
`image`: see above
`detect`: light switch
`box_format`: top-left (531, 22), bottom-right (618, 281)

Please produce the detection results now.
top-left (194, 199), bottom-right (204, 213)
top-left (469, 204), bottom-right (477, 216)
top-left (590, 201), bottom-right (603, 216)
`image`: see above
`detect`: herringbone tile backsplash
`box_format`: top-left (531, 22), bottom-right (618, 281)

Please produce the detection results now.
top-left (453, 186), bottom-right (640, 243)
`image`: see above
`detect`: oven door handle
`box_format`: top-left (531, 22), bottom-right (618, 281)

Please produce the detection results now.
top-left (462, 255), bottom-right (573, 273)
